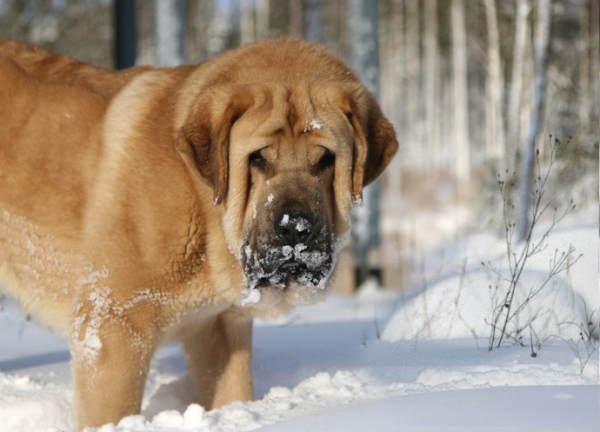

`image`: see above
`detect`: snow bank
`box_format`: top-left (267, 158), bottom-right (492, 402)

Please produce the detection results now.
top-left (382, 223), bottom-right (597, 342)
top-left (381, 267), bottom-right (590, 341)
top-left (258, 385), bottom-right (600, 432)
top-left (0, 315), bottom-right (597, 432)
top-left (0, 373), bottom-right (72, 432)
top-left (72, 362), bottom-right (596, 432)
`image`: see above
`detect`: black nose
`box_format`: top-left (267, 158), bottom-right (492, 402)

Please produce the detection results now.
top-left (274, 210), bottom-right (315, 246)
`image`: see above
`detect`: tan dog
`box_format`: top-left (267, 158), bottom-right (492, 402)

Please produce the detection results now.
top-left (0, 38), bottom-right (397, 429)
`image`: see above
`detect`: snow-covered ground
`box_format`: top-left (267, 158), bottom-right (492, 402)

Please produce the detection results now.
top-left (0, 211), bottom-right (598, 431)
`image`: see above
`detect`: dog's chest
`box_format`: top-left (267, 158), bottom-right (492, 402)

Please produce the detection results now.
top-left (157, 301), bottom-right (229, 345)
top-left (0, 210), bottom-right (80, 331)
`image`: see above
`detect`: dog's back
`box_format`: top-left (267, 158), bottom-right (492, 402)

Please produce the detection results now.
top-left (0, 40), bottom-right (152, 97)
top-left (0, 41), bottom-right (132, 330)
top-left (0, 40), bottom-right (199, 332)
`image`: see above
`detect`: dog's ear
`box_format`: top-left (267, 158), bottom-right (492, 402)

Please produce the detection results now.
top-left (345, 85), bottom-right (398, 201)
top-left (176, 86), bottom-right (255, 205)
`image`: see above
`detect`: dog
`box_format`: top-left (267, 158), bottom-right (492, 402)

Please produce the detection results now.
top-left (0, 38), bottom-right (398, 429)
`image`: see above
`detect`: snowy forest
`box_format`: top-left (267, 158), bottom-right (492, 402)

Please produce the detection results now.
top-left (0, 0), bottom-right (598, 290)
top-left (0, 2), bottom-right (599, 431)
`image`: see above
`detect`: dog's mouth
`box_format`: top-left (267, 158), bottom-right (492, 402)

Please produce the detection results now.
top-left (240, 239), bottom-right (335, 305)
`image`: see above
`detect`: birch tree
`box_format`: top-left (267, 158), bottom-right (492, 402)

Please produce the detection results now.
top-left (590, 0), bottom-right (599, 125)
top-left (288, 0), bottom-right (303, 38)
top-left (507, 0), bottom-right (531, 167)
top-left (240, 0), bottom-right (255, 45)
top-left (240, 0), bottom-right (270, 45)
top-left (423, 0), bottom-right (439, 172)
top-left (405, 0), bottom-right (421, 169)
top-left (255, 0), bottom-right (269, 40)
top-left (347, 0), bottom-right (381, 286)
top-left (483, 0), bottom-right (506, 165)
top-left (452, 0), bottom-right (470, 184)
top-left (305, 0), bottom-right (324, 43)
top-left (516, 0), bottom-right (552, 241)
top-left (154, 0), bottom-right (186, 66)
top-left (380, 0), bottom-right (404, 194)
top-left (379, 0), bottom-right (404, 288)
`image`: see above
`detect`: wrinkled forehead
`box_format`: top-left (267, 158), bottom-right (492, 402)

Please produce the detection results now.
top-left (229, 82), bottom-right (355, 158)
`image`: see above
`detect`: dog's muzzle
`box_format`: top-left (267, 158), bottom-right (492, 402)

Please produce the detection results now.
top-left (242, 210), bottom-right (334, 291)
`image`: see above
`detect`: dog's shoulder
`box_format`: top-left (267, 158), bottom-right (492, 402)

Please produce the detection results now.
top-left (0, 39), bottom-right (160, 99)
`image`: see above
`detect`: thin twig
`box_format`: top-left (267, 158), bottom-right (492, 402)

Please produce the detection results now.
top-left (486, 136), bottom-right (580, 350)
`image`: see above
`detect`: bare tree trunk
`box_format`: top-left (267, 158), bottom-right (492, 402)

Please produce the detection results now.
top-left (323, 0), bottom-right (345, 53)
top-left (154, 0), bottom-right (186, 66)
top-left (255, 0), bottom-right (270, 40)
top-left (305, 0), bottom-right (323, 43)
top-left (379, 0), bottom-right (394, 132)
top-left (516, 0), bottom-right (552, 241)
top-left (379, 0), bottom-right (404, 289)
top-left (240, 0), bottom-right (255, 45)
top-left (483, 0), bottom-right (506, 165)
top-left (590, 0), bottom-right (599, 125)
top-left (289, 0), bottom-right (303, 38)
top-left (379, 0), bottom-right (403, 196)
top-left (452, 0), bottom-right (470, 185)
top-left (268, 0), bottom-right (287, 38)
top-left (578, 1), bottom-right (590, 133)
top-left (392, 0), bottom-right (404, 148)
top-left (423, 0), bottom-right (439, 172)
top-left (507, 0), bottom-right (531, 168)
top-left (348, 0), bottom-right (381, 287)
top-left (405, 0), bottom-right (421, 169)
top-left (379, 0), bottom-right (401, 134)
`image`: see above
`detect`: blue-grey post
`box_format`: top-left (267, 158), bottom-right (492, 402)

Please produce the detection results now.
top-left (347, 0), bottom-right (381, 287)
top-left (114, 0), bottom-right (137, 70)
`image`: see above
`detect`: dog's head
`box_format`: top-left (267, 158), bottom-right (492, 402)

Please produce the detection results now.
top-left (176, 40), bottom-right (397, 312)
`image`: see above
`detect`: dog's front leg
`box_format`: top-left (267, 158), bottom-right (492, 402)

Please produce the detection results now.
top-left (69, 298), bottom-right (157, 430)
top-left (182, 306), bottom-right (254, 410)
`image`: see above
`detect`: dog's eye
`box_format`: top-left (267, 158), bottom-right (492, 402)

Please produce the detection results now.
top-left (249, 151), bottom-right (266, 169)
top-left (317, 149), bottom-right (336, 172)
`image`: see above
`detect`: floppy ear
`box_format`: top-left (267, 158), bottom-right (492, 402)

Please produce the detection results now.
top-left (346, 85), bottom-right (399, 201)
top-left (176, 86), bottom-right (255, 205)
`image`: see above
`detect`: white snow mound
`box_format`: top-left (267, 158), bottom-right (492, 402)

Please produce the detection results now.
top-left (382, 224), bottom-right (597, 342)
